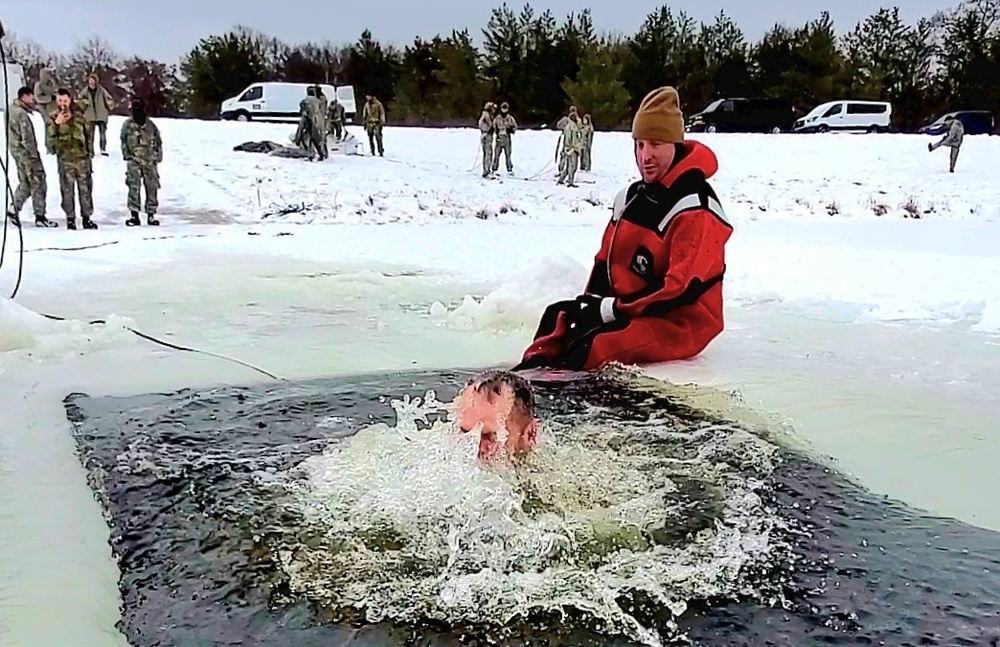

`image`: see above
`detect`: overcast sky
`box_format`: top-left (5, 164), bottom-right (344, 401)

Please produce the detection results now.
top-left (4, 0), bottom-right (959, 62)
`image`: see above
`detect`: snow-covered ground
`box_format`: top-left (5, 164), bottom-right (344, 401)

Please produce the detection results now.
top-left (1, 116), bottom-right (999, 645)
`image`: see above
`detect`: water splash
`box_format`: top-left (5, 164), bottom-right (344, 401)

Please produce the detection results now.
top-left (251, 385), bottom-right (785, 645)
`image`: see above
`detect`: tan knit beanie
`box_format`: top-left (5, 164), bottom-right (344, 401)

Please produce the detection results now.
top-left (631, 86), bottom-right (685, 142)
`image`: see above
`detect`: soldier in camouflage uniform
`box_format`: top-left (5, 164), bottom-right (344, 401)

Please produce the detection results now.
top-left (33, 69), bottom-right (57, 151)
top-left (928, 116), bottom-right (964, 173)
top-left (492, 101), bottom-right (517, 174)
top-left (6, 87), bottom-right (56, 228)
top-left (328, 98), bottom-right (346, 141)
top-left (362, 94), bottom-right (385, 156)
top-left (579, 113), bottom-right (594, 171)
top-left (79, 73), bottom-right (115, 157)
top-left (120, 98), bottom-right (163, 226)
top-left (47, 89), bottom-right (97, 229)
top-left (295, 87), bottom-right (325, 160)
top-left (313, 85), bottom-right (329, 158)
top-left (478, 102), bottom-right (495, 177)
top-left (556, 109), bottom-right (583, 188)
top-left (555, 106), bottom-right (577, 176)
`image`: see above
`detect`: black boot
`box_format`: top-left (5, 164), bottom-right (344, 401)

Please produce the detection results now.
top-left (147, 214), bottom-right (160, 226)
top-left (6, 211), bottom-right (20, 228)
top-left (66, 218), bottom-right (77, 230)
top-left (126, 211), bottom-right (141, 226)
top-left (35, 216), bottom-right (58, 228)
top-left (82, 217), bottom-right (98, 230)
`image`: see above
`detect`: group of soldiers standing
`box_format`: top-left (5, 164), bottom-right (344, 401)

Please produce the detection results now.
top-left (7, 72), bottom-right (163, 230)
top-left (292, 84), bottom-right (348, 160)
top-left (293, 85), bottom-right (385, 160)
top-left (554, 105), bottom-right (594, 187)
top-left (477, 101), bottom-right (519, 177)
top-left (476, 101), bottom-right (595, 186)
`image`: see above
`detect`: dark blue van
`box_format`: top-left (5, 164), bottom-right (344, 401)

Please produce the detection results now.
top-left (918, 110), bottom-right (996, 136)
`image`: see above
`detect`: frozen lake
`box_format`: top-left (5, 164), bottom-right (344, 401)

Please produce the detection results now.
top-left (1, 120), bottom-right (999, 645)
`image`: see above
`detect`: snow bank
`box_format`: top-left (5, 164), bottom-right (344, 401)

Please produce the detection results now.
top-left (430, 253), bottom-right (588, 331)
top-left (0, 298), bottom-right (135, 362)
top-left (3, 117), bottom-right (999, 342)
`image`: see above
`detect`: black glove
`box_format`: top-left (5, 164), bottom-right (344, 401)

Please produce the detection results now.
top-left (561, 294), bottom-right (619, 348)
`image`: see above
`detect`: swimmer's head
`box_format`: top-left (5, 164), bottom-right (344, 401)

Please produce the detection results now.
top-left (456, 370), bottom-right (538, 461)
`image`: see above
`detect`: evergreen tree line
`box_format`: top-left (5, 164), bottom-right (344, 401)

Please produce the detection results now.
top-left (3, 0), bottom-right (999, 130)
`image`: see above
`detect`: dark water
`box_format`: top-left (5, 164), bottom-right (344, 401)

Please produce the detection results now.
top-left (66, 369), bottom-right (1000, 646)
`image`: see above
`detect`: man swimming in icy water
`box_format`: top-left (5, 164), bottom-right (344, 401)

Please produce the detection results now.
top-left (455, 370), bottom-right (538, 461)
top-left (515, 86), bottom-right (734, 372)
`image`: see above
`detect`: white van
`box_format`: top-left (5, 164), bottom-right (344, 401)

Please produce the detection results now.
top-left (1, 62), bottom-right (26, 109)
top-left (793, 100), bottom-right (892, 133)
top-left (220, 82), bottom-right (357, 123)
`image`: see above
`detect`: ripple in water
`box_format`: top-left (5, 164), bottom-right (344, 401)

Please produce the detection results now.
top-left (247, 377), bottom-right (788, 646)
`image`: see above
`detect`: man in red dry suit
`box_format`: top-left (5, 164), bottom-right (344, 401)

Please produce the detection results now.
top-left (514, 86), bottom-right (733, 372)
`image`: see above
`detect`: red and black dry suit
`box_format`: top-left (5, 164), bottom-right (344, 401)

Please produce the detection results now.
top-left (518, 140), bottom-right (733, 371)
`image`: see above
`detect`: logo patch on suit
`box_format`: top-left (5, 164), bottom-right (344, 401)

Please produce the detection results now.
top-left (631, 247), bottom-right (653, 278)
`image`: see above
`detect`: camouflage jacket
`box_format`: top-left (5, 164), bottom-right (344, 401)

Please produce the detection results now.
top-left (493, 113), bottom-right (517, 137)
top-left (7, 101), bottom-right (42, 164)
top-left (362, 99), bottom-right (385, 126)
top-left (478, 110), bottom-right (494, 135)
top-left (328, 101), bottom-right (345, 124)
top-left (316, 94), bottom-right (329, 124)
top-left (942, 119), bottom-right (964, 148)
top-left (34, 72), bottom-right (57, 104)
top-left (47, 107), bottom-right (91, 162)
top-left (121, 118), bottom-right (163, 165)
top-left (79, 84), bottom-right (115, 122)
top-left (561, 118), bottom-right (584, 153)
top-left (299, 96), bottom-right (323, 125)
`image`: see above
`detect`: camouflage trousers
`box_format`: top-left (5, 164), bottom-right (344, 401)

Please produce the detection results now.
top-left (57, 158), bottom-right (94, 220)
top-left (294, 117), bottom-right (324, 159)
top-left (11, 158), bottom-right (47, 218)
top-left (929, 141), bottom-right (961, 172)
top-left (557, 150), bottom-right (579, 186)
top-left (126, 161), bottom-right (160, 214)
top-left (329, 121), bottom-right (343, 141)
top-left (316, 118), bottom-right (328, 156)
top-left (580, 144), bottom-right (592, 171)
top-left (366, 123), bottom-right (384, 156)
top-left (492, 134), bottom-right (512, 173)
top-left (87, 120), bottom-right (108, 155)
top-left (481, 133), bottom-right (494, 176)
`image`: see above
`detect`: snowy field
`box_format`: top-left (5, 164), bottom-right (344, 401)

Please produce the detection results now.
top-left (1, 115), bottom-right (1000, 645)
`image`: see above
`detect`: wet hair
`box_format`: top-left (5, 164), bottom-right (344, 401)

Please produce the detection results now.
top-left (56, 88), bottom-right (72, 97)
top-left (467, 370), bottom-right (536, 418)
top-left (17, 86), bottom-right (33, 99)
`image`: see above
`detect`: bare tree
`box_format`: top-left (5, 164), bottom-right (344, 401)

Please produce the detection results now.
top-left (0, 31), bottom-right (58, 83)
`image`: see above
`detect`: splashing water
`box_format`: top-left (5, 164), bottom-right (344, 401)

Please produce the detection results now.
top-left (252, 386), bottom-right (786, 645)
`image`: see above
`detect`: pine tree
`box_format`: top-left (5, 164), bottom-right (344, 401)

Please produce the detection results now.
top-left (561, 45), bottom-right (631, 128)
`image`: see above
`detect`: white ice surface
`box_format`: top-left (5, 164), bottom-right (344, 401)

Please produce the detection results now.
top-left (1, 117), bottom-right (999, 646)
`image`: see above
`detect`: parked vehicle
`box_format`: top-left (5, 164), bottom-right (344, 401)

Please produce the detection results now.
top-left (793, 100), bottom-right (892, 133)
top-left (918, 110), bottom-right (995, 136)
top-left (687, 97), bottom-right (796, 133)
top-left (220, 82), bottom-right (357, 123)
top-left (1, 62), bottom-right (25, 111)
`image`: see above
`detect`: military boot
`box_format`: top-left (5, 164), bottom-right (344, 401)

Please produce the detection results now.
top-left (6, 210), bottom-right (19, 228)
top-left (66, 218), bottom-right (77, 230)
top-left (147, 214), bottom-right (160, 226)
top-left (81, 218), bottom-right (98, 230)
top-left (126, 211), bottom-right (141, 227)
top-left (35, 216), bottom-right (58, 228)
